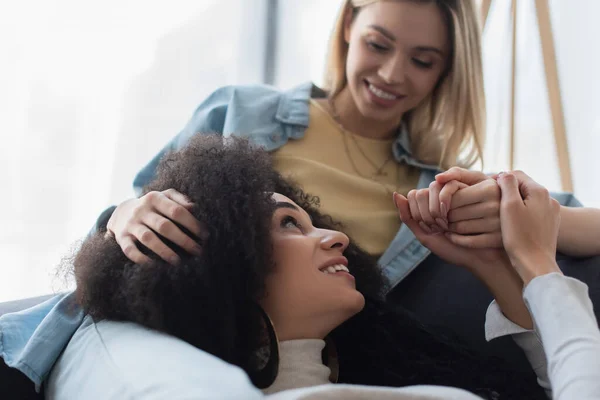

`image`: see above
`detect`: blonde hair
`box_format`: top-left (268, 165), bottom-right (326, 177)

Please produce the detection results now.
top-left (323, 0), bottom-right (485, 169)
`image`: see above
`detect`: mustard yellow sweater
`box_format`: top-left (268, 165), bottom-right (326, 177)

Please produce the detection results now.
top-left (272, 100), bottom-right (419, 255)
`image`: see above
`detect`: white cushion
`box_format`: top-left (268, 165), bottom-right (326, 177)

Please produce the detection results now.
top-left (45, 315), bottom-right (263, 400)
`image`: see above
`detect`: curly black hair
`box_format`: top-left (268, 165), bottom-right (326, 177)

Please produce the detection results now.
top-left (73, 135), bottom-right (545, 399)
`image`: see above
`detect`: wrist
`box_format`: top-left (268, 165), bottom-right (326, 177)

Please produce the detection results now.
top-left (469, 256), bottom-right (533, 329)
top-left (556, 205), bottom-right (567, 251)
top-left (510, 252), bottom-right (562, 285)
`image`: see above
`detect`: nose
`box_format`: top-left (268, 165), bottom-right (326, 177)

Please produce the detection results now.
top-left (378, 53), bottom-right (406, 85)
top-left (319, 229), bottom-right (350, 252)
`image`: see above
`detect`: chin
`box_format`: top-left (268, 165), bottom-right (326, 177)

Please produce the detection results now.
top-left (343, 290), bottom-right (366, 316)
top-left (313, 290), bottom-right (366, 338)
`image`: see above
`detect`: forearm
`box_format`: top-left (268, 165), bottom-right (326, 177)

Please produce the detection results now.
top-left (558, 206), bottom-right (600, 257)
top-left (523, 274), bottom-right (600, 399)
top-left (469, 259), bottom-right (533, 329)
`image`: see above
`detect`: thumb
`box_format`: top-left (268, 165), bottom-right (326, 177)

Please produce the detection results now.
top-left (496, 172), bottom-right (523, 207)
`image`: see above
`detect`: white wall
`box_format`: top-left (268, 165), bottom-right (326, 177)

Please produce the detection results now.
top-left (0, 0), bottom-right (269, 301)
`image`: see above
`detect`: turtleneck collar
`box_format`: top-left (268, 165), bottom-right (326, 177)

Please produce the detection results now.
top-left (262, 339), bottom-right (331, 395)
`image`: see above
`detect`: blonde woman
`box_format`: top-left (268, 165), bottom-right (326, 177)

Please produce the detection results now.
top-left (1, 0), bottom-right (598, 396)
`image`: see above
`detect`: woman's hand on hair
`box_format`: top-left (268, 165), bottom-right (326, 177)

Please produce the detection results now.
top-left (106, 189), bottom-right (206, 265)
top-left (433, 167), bottom-right (503, 248)
top-left (496, 171), bottom-right (562, 285)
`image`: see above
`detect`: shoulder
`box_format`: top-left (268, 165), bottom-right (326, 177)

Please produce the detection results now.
top-left (194, 82), bottom-right (315, 142)
top-left (46, 317), bottom-right (262, 400)
top-left (187, 82), bottom-right (314, 132)
top-left (207, 83), bottom-right (278, 101)
top-left (204, 82), bottom-right (313, 109)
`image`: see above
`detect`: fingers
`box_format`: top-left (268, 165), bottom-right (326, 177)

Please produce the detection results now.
top-left (429, 181), bottom-right (448, 230)
top-left (408, 189), bottom-right (442, 233)
top-left (117, 235), bottom-right (152, 265)
top-left (163, 188), bottom-right (195, 210)
top-left (407, 189), bottom-right (432, 234)
top-left (396, 192), bottom-right (473, 266)
top-left (435, 167), bottom-right (488, 186)
top-left (146, 191), bottom-right (208, 241)
top-left (394, 192), bottom-right (430, 241)
top-left (450, 179), bottom-right (500, 209)
top-left (133, 225), bottom-right (181, 265)
top-left (503, 170), bottom-right (548, 201)
top-left (447, 201), bottom-right (499, 223)
top-left (448, 217), bottom-right (500, 235)
top-left (439, 180), bottom-right (468, 218)
top-left (142, 213), bottom-right (203, 256)
top-left (108, 189), bottom-right (207, 266)
top-left (496, 172), bottom-right (524, 210)
top-left (415, 190), bottom-right (435, 226)
top-left (407, 190), bottom-right (422, 222)
top-left (444, 231), bottom-right (503, 248)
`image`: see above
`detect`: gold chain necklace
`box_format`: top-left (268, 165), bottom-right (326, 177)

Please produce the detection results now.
top-left (327, 98), bottom-right (399, 195)
top-left (328, 98), bottom-right (395, 177)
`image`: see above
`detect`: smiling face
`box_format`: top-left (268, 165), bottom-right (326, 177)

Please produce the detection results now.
top-left (342, 0), bottom-right (450, 127)
top-left (260, 193), bottom-right (366, 341)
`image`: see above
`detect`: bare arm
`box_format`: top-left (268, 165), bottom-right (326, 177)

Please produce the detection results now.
top-left (558, 206), bottom-right (600, 257)
top-left (468, 256), bottom-right (533, 330)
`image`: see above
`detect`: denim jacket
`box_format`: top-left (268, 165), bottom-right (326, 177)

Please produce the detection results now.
top-left (0, 82), bottom-right (582, 391)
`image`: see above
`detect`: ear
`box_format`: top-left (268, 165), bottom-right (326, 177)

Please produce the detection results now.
top-left (343, 5), bottom-right (354, 44)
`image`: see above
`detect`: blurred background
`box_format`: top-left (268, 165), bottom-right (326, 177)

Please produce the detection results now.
top-left (1, 0), bottom-right (599, 302)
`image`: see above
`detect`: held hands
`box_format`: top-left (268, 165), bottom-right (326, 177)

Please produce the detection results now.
top-left (394, 191), bottom-right (507, 272)
top-left (414, 167), bottom-right (503, 249)
top-left (395, 169), bottom-right (562, 284)
top-left (106, 189), bottom-right (207, 265)
top-left (495, 171), bottom-right (562, 285)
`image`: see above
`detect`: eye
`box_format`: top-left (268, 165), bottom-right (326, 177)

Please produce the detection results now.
top-left (367, 41), bottom-right (389, 53)
top-left (281, 215), bottom-right (302, 231)
top-left (412, 58), bottom-right (434, 69)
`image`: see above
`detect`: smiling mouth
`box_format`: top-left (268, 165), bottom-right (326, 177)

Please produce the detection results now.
top-left (320, 264), bottom-right (351, 275)
top-left (364, 80), bottom-right (405, 101)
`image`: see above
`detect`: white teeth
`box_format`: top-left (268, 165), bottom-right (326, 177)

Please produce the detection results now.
top-left (368, 83), bottom-right (397, 100)
top-left (336, 264), bottom-right (350, 273)
top-left (321, 264), bottom-right (350, 274)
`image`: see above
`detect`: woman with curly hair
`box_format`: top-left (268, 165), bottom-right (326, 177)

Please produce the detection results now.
top-left (45, 135), bottom-right (600, 399)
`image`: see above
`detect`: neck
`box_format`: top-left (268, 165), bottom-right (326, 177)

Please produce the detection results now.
top-left (332, 86), bottom-right (402, 140)
top-left (273, 320), bottom-right (332, 342)
top-left (270, 312), bottom-right (349, 342)
top-left (262, 339), bottom-right (331, 395)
